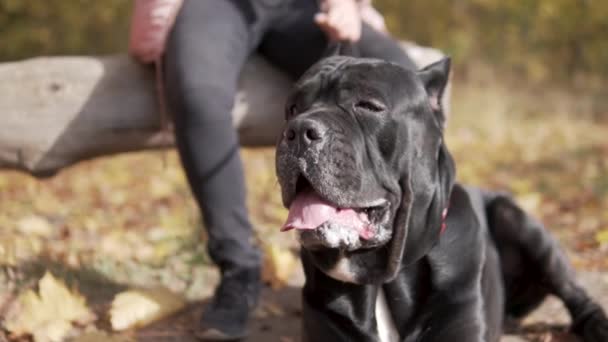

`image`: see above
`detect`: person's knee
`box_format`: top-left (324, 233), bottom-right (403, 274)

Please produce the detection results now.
top-left (168, 74), bottom-right (238, 126)
top-left (164, 45), bottom-right (239, 125)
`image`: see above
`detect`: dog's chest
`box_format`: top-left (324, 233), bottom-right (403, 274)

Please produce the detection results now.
top-left (376, 288), bottom-right (400, 342)
top-left (326, 256), bottom-right (358, 283)
top-left (325, 257), bottom-right (399, 341)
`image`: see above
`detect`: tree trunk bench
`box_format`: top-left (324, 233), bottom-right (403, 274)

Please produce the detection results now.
top-left (0, 42), bottom-right (447, 177)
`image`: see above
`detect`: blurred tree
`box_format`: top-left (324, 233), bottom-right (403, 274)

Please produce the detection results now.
top-left (0, 0), bottom-right (131, 60)
top-left (376, 0), bottom-right (608, 82)
top-left (1, 0), bottom-right (607, 84)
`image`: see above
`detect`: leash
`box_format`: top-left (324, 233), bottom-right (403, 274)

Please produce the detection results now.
top-left (129, 0), bottom-right (183, 167)
top-left (154, 57), bottom-right (172, 167)
top-left (440, 207), bottom-right (448, 235)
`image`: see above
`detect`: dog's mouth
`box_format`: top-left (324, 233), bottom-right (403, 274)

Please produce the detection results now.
top-left (280, 176), bottom-right (391, 250)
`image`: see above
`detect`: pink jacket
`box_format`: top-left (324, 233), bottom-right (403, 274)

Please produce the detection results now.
top-left (129, 0), bottom-right (184, 64)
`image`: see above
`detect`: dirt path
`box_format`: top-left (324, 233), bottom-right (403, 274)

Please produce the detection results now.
top-left (137, 287), bottom-right (301, 342)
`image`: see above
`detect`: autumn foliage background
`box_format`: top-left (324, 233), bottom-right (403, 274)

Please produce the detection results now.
top-left (1, 1), bottom-right (607, 341)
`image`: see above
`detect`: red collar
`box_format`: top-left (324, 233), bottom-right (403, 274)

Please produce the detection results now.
top-left (440, 206), bottom-right (449, 235)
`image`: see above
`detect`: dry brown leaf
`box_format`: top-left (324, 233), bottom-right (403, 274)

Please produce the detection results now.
top-left (4, 271), bottom-right (96, 342)
top-left (109, 287), bottom-right (186, 331)
top-left (262, 244), bottom-right (298, 290)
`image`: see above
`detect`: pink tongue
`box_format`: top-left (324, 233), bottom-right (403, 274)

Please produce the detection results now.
top-left (281, 189), bottom-right (372, 238)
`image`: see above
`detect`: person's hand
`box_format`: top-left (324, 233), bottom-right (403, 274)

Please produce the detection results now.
top-left (315, 0), bottom-right (362, 42)
top-left (359, 3), bottom-right (387, 34)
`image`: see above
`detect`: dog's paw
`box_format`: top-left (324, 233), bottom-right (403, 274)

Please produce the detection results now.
top-left (571, 307), bottom-right (608, 342)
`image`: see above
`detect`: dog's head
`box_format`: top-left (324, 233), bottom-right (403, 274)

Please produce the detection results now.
top-left (276, 56), bottom-right (455, 284)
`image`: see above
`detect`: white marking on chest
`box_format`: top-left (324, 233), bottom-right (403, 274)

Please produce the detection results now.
top-left (325, 256), bottom-right (358, 283)
top-left (376, 288), bottom-right (400, 342)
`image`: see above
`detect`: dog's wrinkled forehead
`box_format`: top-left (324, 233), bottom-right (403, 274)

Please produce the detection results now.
top-left (291, 56), bottom-right (428, 113)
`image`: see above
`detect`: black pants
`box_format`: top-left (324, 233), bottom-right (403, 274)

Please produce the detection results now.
top-left (164, 0), bottom-right (415, 273)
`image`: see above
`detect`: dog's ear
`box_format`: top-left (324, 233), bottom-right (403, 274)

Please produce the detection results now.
top-left (386, 140), bottom-right (456, 278)
top-left (417, 57), bottom-right (451, 123)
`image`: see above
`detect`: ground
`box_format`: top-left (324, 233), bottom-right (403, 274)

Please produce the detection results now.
top-left (135, 272), bottom-right (608, 342)
top-left (0, 79), bottom-right (607, 341)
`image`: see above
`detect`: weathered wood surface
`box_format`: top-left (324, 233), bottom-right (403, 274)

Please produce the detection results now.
top-left (0, 42), bottom-right (447, 177)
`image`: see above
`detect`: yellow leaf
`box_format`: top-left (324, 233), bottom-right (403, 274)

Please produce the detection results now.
top-left (515, 192), bottom-right (542, 213)
top-left (107, 190), bottom-right (128, 206)
top-left (33, 193), bottom-right (63, 214)
top-left (4, 272), bottom-right (96, 342)
top-left (109, 287), bottom-right (186, 331)
top-left (16, 215), bottom-right (53, 237)
top-left (511, 179), bottom-right (533, 195)
top-left (34, 320), bottom-right (72, 342)
top-left (149, 177), bottom-right (175, 199)
top-left (595, 230), bottom-right (608, 245)
top-left (262, 244), bottom-right (298, 290)
top-left (0, 174), bottom-right (8, 190)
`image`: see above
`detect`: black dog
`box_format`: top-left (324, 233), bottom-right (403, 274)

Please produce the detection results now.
top-left (275, 56), bottom-right (608, 341)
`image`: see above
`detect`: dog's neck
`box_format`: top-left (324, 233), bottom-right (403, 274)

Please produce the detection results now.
top-left (440, 205), bottom-right (449, 235)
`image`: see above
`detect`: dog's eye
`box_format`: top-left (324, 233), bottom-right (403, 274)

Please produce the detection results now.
top-left (355, 100), bottom-right (385, 113)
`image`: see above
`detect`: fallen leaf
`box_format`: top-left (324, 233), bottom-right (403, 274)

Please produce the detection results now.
top-left (0, 235), bottom-right (43, 266)
top-left (100, 232), bottom-right (134, 260)
top-left (149, 177), bottom-right (175, 199)
top-left (16, 215), bottom-right (54, 237)
top-left (0, 174), bottom-right (8, 190)
top-left (261, 244), bottom-right (298, 290)
top-left (32, 193), bottom-right (64, 214)
top-left (4, 272), bottom-right (96, 342)
top-left (516, 192), bottom-right (542, 213)
top-left (595, 230), bottom-right (608, 245)
top-left (107, 190), bottom-right (128, 206)
top-left (110, 287), bottom-right (186, 331)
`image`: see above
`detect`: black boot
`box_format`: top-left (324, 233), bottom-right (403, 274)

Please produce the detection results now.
top-left (196, 267), bottom-right (261, 341)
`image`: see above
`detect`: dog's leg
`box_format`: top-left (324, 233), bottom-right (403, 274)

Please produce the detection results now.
top-left (487, 195), bottom-right (608, 341)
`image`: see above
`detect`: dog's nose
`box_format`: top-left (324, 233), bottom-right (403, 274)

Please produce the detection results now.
top-left (285, 118), bottom-right (326, 148)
